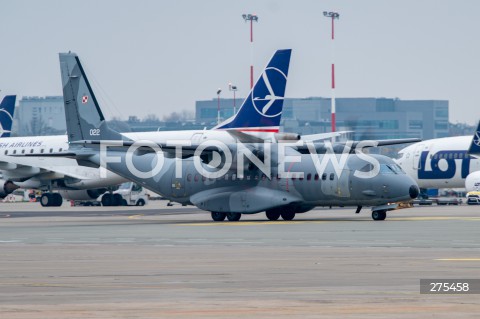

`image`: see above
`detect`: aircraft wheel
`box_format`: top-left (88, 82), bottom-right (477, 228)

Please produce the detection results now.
top-left (281, 211), bottom-right (295, 221)
top-left (101, 193), bottom-right (113, 206)
top-left (265, 209), bottom-right (281, 221)
top-left (226, 212), bottom-right (241, 222)
top-left (40, 193), bottom-right (52, 207)
top-left (112, 194), bottom-right (123, 206)
top-left (52, 193), bottom-right (63, 207)
top-left (211, 212), bottom-right (226, 221)
top-left (372, 210), bottom-right (387, 221)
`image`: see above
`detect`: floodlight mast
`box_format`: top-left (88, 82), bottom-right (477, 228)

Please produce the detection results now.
top-left (216, 88), bottom-right (222, 124)
top-left (229, 83), bottom-right (238, 115)
top-left (242, 13), bottom-right (259, 89)
top-left (323, 11), bottom-right (340, 134)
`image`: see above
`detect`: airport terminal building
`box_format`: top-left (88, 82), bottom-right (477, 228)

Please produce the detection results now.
top-left (196, 97), bottom-right (449, 141)
top-left (14, 96), bottom-right (66, 136)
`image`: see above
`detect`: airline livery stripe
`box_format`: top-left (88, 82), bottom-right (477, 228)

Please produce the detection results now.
top-left (238, 129), bottom-right (279, 133)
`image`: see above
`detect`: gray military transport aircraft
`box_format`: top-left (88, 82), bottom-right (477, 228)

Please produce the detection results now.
top-left (55, 51), bottom-right (419, 222)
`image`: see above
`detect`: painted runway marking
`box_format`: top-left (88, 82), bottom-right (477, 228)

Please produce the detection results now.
top-left (128, 214), bottom-right (144, 219)
top-left (177, 221), bottom-right (326, 226)
top-left (435, 258), bottom-right (480, 261)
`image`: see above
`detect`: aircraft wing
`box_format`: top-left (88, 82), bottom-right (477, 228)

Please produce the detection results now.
top-left (0, 155), bottom-right (99, 181)
top-left (301, 131), bottom-right (351, 141)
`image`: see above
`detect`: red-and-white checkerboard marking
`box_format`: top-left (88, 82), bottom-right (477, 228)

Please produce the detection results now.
top-left (82, 96), bottom-right (88, 104)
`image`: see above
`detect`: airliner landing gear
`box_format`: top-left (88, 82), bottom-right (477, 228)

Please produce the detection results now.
top-left (101, 193), bottom-right (125, 206)
top-left (40, 193), bottom-right (63, 207)
top-left (211, 212), bottom-right (226, 221)
top-left (372, 210), bottom-right (387, 221)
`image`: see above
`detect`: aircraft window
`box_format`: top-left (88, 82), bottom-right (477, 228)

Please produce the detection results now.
top-left (30, 149), bottom-right (34, 154)
top-left (13, 150), bottom-right (16, 154)
top-left (329, 173), bottom-right (334, 180)
top-left (430, 154), bottom-right (433, 159)
top-left (434, 154), bottom-right (438, 159)
top-left (187, 174), bottom-right (192, 182)
top-left (448, 153), bottom-right (453, 159)
top-left (232, 174), bottom-right (236, 181)
top-left (307, 173), bottom-right (312, 181)
top-left (322, 173), bottom-right (327, 180)
top-left (224, 174), bottom-right (229, 180)
top-left (194, 174), bottom-right (199, 182)
top-left (389, 164), bottom-right (405, 174)
top-left (40, 149), bottom-right (44, 154)
top-left (49, 148), bottom-right (53, 153)
top-left (59, 148), bottom-right (63, 152)
top-left (21, 149), bottom-right (25, 154)
top-left (314, 174), bottom-right (319, 181)
top-left (262, 174), bottom-right (266, 181)
top-left (459, 153), bottom-right (464, 159)
top-left (4, 150), bottom-right (7, 155)
top-left (254, 175), bottom-right (259, 181)
top-left (380, 164), bottom-right (396, 174)
top-left (246, 175), bottom-right (251, 180)
top-left (454, 153), bottom-right (458, 159)
top-left (202, 176), bottom-right (206, 182)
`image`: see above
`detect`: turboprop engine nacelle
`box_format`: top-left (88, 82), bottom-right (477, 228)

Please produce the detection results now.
top-left (274, 133), bottom-right (301, 142)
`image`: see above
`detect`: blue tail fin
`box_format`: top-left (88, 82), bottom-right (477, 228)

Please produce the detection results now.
top-left (468, 120), bottom-right (480, 156)
top-left (0, 95), bottom-right (16, 138)
top-left (214, 49), bottom-right (291, 132)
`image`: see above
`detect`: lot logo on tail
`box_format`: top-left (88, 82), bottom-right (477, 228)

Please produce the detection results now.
top-left (252, 67), bottom-right (286, 118)
top-left (474, 131), bottom-right (480, 147)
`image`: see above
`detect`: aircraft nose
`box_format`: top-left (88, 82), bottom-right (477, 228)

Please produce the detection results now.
top-left (409, 185), bottom-right (419, 199)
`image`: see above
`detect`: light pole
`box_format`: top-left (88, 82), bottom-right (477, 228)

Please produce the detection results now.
top-left (216, 88), bottom-right (222, 124)
top-left (323, 11), bottom-right (339, 134)
top-left (229, 82), bottom-right (238, 115)
top-left (242, 13), bottom-right (258, 89)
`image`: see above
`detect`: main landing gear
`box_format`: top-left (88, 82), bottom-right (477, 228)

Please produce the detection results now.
top-left (101, 193), bottom-right (124, 206)
top-left (40, 193), bottom-right (63, 207)
top-left (210, 212), bottom-right (242, 222)
top-left (266, 208), bottom-right (296, 221)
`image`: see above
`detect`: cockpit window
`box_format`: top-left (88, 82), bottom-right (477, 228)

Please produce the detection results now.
top-left (389, 163), bottom-right (405, 174)
top-left (379, 164), bottom-right (405, 174)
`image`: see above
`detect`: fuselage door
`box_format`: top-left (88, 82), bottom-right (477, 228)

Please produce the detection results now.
top-left (413, 144), bottom-right (425, 170)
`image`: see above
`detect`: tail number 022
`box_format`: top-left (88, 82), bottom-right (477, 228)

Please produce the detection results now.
top-left (89, 129), bottom-right (100, 136)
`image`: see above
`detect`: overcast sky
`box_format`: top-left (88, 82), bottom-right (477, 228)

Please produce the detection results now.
top-left (1, 0), bottom-right (479, 124)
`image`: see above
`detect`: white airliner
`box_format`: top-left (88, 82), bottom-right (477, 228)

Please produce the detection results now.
top-left (396, 122), bottom-right (480, 192)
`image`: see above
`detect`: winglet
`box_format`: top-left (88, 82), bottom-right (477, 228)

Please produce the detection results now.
top-left (213, 49), bottom-right (291, 132)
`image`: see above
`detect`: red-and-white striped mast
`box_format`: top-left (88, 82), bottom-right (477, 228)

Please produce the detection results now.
top-left (242, 13), bottom-right (258, 89)
top-left (323, 11), bottom-right (340, 133)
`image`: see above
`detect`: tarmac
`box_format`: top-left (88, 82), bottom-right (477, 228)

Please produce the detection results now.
top-left (0, 201), bottom-right (479, 318)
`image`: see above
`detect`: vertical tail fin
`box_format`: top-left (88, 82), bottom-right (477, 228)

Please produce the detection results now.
top-left (0, 95), bottom-right (16, 138)
top-left (213, 49), bottom-right (292, 132)
top-left (468, 120), bottom-right (480, 156)
top-left (59, 52), bottom-right (123, 143)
